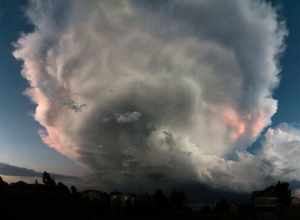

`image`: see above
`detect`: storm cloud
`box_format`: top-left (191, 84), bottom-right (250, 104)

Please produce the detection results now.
top-left (14, 0), bottom-right (289, 191)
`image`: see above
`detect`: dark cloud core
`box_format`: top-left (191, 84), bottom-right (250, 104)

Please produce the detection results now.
top-left (13, 0), bottom-right (290, 191)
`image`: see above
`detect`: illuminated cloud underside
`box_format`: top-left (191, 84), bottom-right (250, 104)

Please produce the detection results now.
top-left (13, 0), bottom-right (293, 191)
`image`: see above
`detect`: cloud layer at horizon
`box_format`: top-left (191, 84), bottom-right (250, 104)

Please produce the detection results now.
top-left (13, 0), bottom-right (295, 191)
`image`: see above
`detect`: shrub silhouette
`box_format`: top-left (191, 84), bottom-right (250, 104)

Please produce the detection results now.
top-left (42, 171), bottom-right (56, 187)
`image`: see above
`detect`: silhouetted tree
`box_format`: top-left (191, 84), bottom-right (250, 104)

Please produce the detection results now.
top-left (110, 192), bottom-right (123, 216)
top-left (42, 171), bottom-right (56, 187)
top-left (153, 189), bottom-right (169, 214)
top-left (201, 205), bottom-right (212, 214)
top-left (215, 199), bottom-right (230, 213)
top-left (275, 181), bottom-right (292, 206)
top-left (57, 182), bottom-right (70, 194)
top-left (135, 193), bottom-right (153, 215)
top-left (71, 185), bottom-right (78, 194)
top-left (170, 190), bottom-right (186, 209)
top-left (0, 176), bottom-right (8, 188)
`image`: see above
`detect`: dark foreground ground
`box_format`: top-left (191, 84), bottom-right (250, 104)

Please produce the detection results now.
top-left (0, 172), bottom-right (300, 219)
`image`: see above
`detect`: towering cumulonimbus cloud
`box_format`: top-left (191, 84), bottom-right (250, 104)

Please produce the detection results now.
top-left (14, 0), bottom-right (290, 191)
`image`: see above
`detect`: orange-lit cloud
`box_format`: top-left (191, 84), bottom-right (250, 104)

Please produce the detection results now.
top-left (251, 112), bottom-right (267, 138)
top-left (40, 126), bottom-right (79, 159)
top-left (223, 108), bottom-right (246, 142)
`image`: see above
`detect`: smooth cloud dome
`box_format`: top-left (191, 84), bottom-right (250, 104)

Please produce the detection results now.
top-left (14, 0), bottom-right (287, 191)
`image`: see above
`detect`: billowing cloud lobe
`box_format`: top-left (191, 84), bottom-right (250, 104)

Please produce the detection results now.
top-left (14, 0), bottom-right (290, 191)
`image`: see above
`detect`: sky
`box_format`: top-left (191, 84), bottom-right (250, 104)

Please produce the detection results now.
top-left (272, 0), bottom-right (300, 125)
top-left (0, 0), bottom-right (82, 175)
top-left (0, 0), bottom-right (300, 191)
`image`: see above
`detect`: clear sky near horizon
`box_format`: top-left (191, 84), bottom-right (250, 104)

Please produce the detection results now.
top-left (0, 0), bottom-right (298, 179)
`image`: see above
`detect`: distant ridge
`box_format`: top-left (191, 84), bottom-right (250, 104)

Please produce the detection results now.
top-left (0, 162), bottom-right (79, 181)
